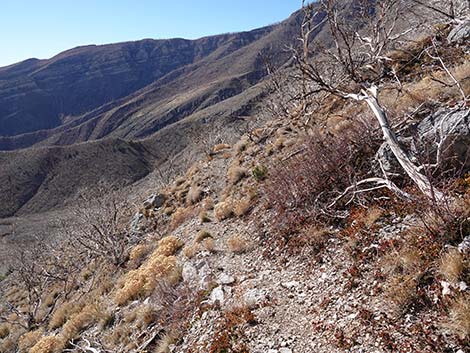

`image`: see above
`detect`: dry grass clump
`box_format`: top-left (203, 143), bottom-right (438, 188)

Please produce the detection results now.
top-left (444, 294), bottom-right (470, 339)
top-left (186, 186), bottom-right (203, 205)
top-left (227, 166), bottom-right (248, 185)
top-left (199, 210), bottom-right (212, 223)
top-left (214, 198), bottom-right (234, 221)
top-left (233, 197), bottom-right (252, 217)
top-left (363, 207), bottom-right (383, 228)
top-left (195, 230), bottom-right (212, 243)
top-left (49, 301), bottom-right (83, 330)
top-left (0, 336), bottom-right (16, 353)
top-left (155, 332), bottom-right (178, 353)
top-left (129, 243), bottom-right (153, 267)
top-left (135, 304), bottom-right (158, 329)
top-left (439, 248), bottom-right (467, 283)
top-left (381, 244), bottom-right (427, 314)
top-left (183, 243), bottom-right (201, 259)
top-left (115, 236), bottom-right (183, 305)
top-left (30, 335), bottom-right (61, 353)
top-left (227, 235), bottom-right (250, 254)
top-left (213, 144), bottom-right (232, 153)
top-left (18, 328), bottom-right (44, 352)
top-left (0, 323), bottom-right (9, 339)
top-left (202, 238), bottom-right (216, 253)
top-left (202, 197), bottom-right (214, 210)
top-left (233, 137), bottom-right (249, 155)
top-left (171, 206), bottom-right (198, 230)
top-left (60, 303), bottom-right (102, 344)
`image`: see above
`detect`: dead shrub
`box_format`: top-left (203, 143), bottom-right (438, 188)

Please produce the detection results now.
top-left (263, 124), bottom-right (379, 243)
top-left (209, 305), bottom-right (255, 353)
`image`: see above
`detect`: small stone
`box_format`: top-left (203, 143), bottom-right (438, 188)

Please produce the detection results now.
top-left (279, 349), bottom-right (293, 353)
top-left (281, 281), bottom-right (299, 290)
top-left (441, 281), bottom-right (451, 296)
top-left (182, 263), bottom-right (197, 283)
top-left (210, 286), bottom-right (224, 305)
top-left (218, 273), bottom-right (235, 285)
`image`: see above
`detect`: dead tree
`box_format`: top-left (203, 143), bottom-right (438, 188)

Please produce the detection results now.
top-left (70, 186), bottom-right (135, 267)
top-left (0, 240), bottom-right (81, 330)
top-left (292, 0), bottom-right (452, 201)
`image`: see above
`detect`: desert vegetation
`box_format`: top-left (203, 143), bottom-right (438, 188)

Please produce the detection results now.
top-left (1, 0), bottom-right (469, 352)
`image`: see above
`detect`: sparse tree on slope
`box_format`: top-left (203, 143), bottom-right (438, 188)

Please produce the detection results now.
top-left (292, 0), bottom-right (468, 201)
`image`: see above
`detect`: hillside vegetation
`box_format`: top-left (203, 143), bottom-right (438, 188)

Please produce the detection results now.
top-left (1, 1), bottom-right (470, 352)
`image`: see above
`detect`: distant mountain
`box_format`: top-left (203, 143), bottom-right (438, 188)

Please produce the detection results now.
top-left (0, 8), bottom-right (330, 218)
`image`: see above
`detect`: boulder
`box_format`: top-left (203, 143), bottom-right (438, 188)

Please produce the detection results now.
top-left (448, 19), bottom-right (470, 44)
top-left (375, 108), bottom-right (470, 175)
top-left (143, 193), bottom-right (166, 209)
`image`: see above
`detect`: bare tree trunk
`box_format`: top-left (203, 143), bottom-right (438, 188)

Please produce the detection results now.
top-left (362, 89), bottom-right (443, 200)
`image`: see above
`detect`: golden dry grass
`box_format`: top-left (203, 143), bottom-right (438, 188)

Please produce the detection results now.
top-left (129, 243), bottom-right (153, 266)
top-left (18, 328), bottom-right (44, 352)
top-left (182, 243), bottom-right (201, 259)
top-left (227, 166), bottom-right (247, 185)
top-left (30, 335), bottom-right (61, 353)
top-left (195, 230), bottom-right (212, 243)
top-left (0, 323), bottom-right (9, 339)
top-left (444, 294), bottom-right (470, 339)
top-left (213, 143), bottom-right (232, 153)
top-left (154, 332), bottom-right (177, 353)
top-left (201, 238), bottom-right (216, 253)
top-left (233, 137), bottom-right (249, 155)
top-left (171, 206), bottom-right (199, 230)
top-left (233, 197), bottom-right (252, 217)
top-left (115, 236), bottom-right (183, 305)
top-left (198, 210), bottom-right (212, 223)
top-left (227, 235), bottom-right (250, 254)
top-left (214, 198), bottom-right (234, 221)
top-left (186, 186), bottom-right (203, 205)
top-left (49, 301), bottom-right (83, 330)
top-left (439, 248), bottom-right (466, 283)
top-left (60, 303), bottom-right (103, 344)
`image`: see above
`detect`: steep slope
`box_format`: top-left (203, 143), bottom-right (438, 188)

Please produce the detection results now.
top-left (0, 12), bottom-right (306, 151)
top-left (0, 9), bottom-right (319, 218)
top-left (0, 29), bottom-right (272, 138)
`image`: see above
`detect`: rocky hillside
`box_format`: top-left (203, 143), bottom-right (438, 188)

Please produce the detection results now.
top-left (0, 11), bottom-right (305, 149)
top-left (0, 2), bottom-right (469, 353)
top-left (0, 8), bottom-right (313, 222)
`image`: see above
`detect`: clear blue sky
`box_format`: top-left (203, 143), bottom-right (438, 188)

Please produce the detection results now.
top-left (0, 0), bottom-right (301, 67)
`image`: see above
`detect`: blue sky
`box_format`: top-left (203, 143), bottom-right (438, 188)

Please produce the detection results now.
top-left (0, 1), bottom-right (301, 67)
